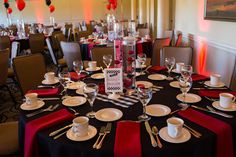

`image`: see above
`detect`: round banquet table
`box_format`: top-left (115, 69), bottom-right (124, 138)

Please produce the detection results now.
top-left (19, 69), bottom-right (236, 157)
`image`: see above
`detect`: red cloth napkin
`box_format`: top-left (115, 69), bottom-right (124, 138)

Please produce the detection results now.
top-left (178, 108), bottom-right (233, 157)
top-left (27, 88), bottom-right (59, 96)
top-left (69, 72), bottom-right (87, 81)
top-left (24, 109), bottom-right (74, 157)
top-left (114, 121), bottom-right (141, 157)
top-left (198, 90), bottom-right (236, 99)
top-left (148, 66), bottom-right (167, 73)
top-left (136, 42), bottom-right (143, 54)
top-left (191, 74), bottom-right (209, 81)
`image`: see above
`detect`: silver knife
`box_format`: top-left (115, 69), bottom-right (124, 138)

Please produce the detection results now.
top-left (49, 124), bottom-right (73, 137)
top-left (144, 121), bottom-right (157, 147)
top-left (191, 105), bottom-right (233, 118)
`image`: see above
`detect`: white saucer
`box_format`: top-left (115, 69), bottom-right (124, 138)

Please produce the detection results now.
top-left (135, 81), bottom-right (153, 88)
top-left (136, 72), bottom-right (141, 77)
top-left (66, 81), bottom-right (86, 90)
top-left (66, 125), bottom-right (97, 141)
top-left (136, 65), bottom-right (146, 69)
top-left (204, 81), bottom-right (225, 88)
top-left (169, 81), bottom-right (180, 88)
top-left (20, 100), bottom-right (45, 111)
top-left (159, 127), bottom-right (191, 143)
top-left (176, 93), bottom-right (202, 103)
top-left (62, 96), bottom-right (87, 107)
top-left (95, 108), bottom-right (123, 122)
top-left (146, 104), bottom-right (171, 117)
top-left (172, 69), bottom-right (181, 74)
top-left (42, 77), bottom-right (59, 85)
top-left (212, 101), bottom-right (236, 112)
top-left (91, 73), bottom-right (104, 79)
top-left (85, 67), bottom-right (101, 72)
top-left (148, 74), bottom-right (167, 81)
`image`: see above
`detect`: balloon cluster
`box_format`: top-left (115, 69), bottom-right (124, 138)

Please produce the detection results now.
top-left (3, 0), bottom-right (13, 14)
top-left (45, 0), bottom-right (55, 13)
top-left (16, 0), bottom-right (26, 11)
top-left (106, 0), bottom-right (117, 10)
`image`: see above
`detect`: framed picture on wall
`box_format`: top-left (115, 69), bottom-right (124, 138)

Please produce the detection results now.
top-left (204, 0), bottom-right (236, 21)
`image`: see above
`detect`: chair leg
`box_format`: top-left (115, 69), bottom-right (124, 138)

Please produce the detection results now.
top-left (5, 85), bottom-right (17, 105)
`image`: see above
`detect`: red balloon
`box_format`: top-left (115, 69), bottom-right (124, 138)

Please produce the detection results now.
top-left (106, 4), bottom-right (111, 10)
top-left (7, 7), bottom-right (12, 14)
top-left (109, 0), bottom-right (116, 4)
top-left (4, 0), bottom-right (8, 3)
top-left (16, 0), bottom-right (26, 11)
top-left (49, 5), bottom-right (55, 13)
top-left (111, 3), bottom-right (117, 10)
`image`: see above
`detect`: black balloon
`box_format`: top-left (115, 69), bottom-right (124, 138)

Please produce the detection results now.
top-left (46, 0), bottom-right (51, 6)
top-left (4, 2), bottom-right (9, 9)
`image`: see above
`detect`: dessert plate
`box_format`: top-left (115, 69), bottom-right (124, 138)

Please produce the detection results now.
top-left (62, 96), bottom-right (86, 107)
top-left (148, 74), bottom-right (167, 81)
top-left (176, 93), bottom-right (201, 103)
top-left (146, 104), bottom-right (171, 117)
top-left (135, 81), bottom-right (153, 88)
top-left (95, 108), bottom-right (123, 122)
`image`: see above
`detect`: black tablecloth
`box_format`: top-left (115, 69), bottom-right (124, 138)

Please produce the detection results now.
top-left (19, 70), bottom-right (236, 157)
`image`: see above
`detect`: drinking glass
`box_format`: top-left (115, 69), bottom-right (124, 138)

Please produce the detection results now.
top-left (103, 55), bottom-right (112, 68)
top-left (83, 83), bottom-right (98, 118)
top-left (165, 57), bottom-right (175, 80)
top-left (58, 71), bottom-right (71, 96)
top-left (179, 76), bottom-right (192, 104)
top-left (137, 53), bottom-right (146, 75)
top-left (73, 60), bottom-right (83, 78)
top-left (181, 65), bottom-right (193, 81)
top-left (137, 86), bottom-right (152, 121)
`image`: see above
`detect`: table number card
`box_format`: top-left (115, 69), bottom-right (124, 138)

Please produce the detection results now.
top-left (104, 68), bottom-right (123, 93)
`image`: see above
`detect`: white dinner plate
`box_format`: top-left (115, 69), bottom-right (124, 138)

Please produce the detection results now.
top-left (204, 81), bottom-right (225, 88)
top-left (66, 81), bottom-right (86, 90)
top-left (66, 125), bottom-right (97, 141)
top-left (212, 101), bottom-right (236, 112)
top-left (95, 108), bottom-right (123, 122)
top-left (169, 81), bottom-right (180, 88)
top-left (85, 67), bottom-right (101, 72)
top-left (135, 81), bottom-right (153, 88)
top-left (176, 93), bottom-right (202, 103)
top-left (42, 77), bottom-right (59, 85)
top-left (172, 69), bottom-right (181, 74)
top-left (20, 100), bottom-right (45, 111)
top-left (148, 74), bottom-right (167, 81)
top-left (62, 96), bottom-right (87, 107)
top-left (136, 65), bottom-right (146, 69)
top-left (159, 127), bottom-right (191, 143)
top-left (91, 73), bottom-right (104, 79)
top-left (146, 104), bottom-right (171, 117)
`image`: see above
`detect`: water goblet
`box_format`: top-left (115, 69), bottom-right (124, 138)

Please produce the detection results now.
top-left (73, 60), bottom-right (83, 80)
top-left (179, 76), bottom-right (192, 104)
top-left (83, 83), bottom-right (98, 118)
top-left (137, 53), bottom-right (147, 75)
top-left (103, 54), bottom-right (112, 68)
top-left (58, 71), bottom-right (71, 96)
top-left (181, 65), bottom-right (193, 81)
top-left (165, 57), bottom-right (175, 80)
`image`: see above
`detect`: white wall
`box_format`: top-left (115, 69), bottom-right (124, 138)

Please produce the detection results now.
top-left (0, 0), bottom-right (131, 26)
top-left (175, 0), bottom-right (236, 86)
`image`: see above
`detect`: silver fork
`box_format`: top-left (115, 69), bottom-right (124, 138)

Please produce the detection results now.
top-left (26, 104), bottom-right (59, 118)
top-left (96, 123), bottom-right (112, 149)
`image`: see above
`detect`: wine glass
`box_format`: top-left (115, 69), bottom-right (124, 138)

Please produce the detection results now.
top-left (137, 53), bottom-right (147, 75)
top-left (181, 65), bottom-right (193, 81)
top-left (73, 60), bottom-right (83, 79)
top-left (137, 86), bottom-right (152, 121)
top-left (83, 83), bottom-right (98, 118)
top-left (179, 76), bottom-right (192, 104)
top-left (103, 55), bottom-right (112, 68)
top-left (165, 57), bottom-right (175, 80)
top-left (58, 71), bottom-right (71, 96)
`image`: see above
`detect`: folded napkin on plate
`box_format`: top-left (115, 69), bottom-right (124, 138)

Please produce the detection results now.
top-left (27, 88), bottom-right (59, 96)
top-left (178, 108), bottom-right (233, 157)
top-left (70, 72), bottom-right (87, 81)
top-left (136, 42), bottom-right (143, 54)
top-left (24, 109), bottom-right (74, 157)
top-left (191, 74), bottom-right (209, 81)
top-left (198, 90), bottom-right (236, 99)
top-left (114, 121), bottom-right (141, 157)
top-left (148, 66), bottom-right (167, 73)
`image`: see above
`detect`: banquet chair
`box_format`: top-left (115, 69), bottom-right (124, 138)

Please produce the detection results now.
top-left (0, 121), bottom-right (19, 156)
top-left (55, 33), bottom-right (66, 56)
top-left (137, 28), bottom-right (150, 37)
top-left (0, 49), bottom-right (16, 104)
top-left (8, 25), bottom-right (17, 36)
top-left (64, 23), bottom-right (73, 41)
top-left (46, 38), bottom-right (67, 73)
top-left (60, 41), bottom-right (82, 71)
top-left (0, 35), bottom-right (11, 50)
top-left (175, 33), bottom-right (183, 47)
top-left (152, 38), bottom-right (171, 66)
top-left (91, 47), bottom-right (114, 67)
top-left (160, 46), bottom-right (193, 66)
top-left (164, 30), bottom-right (174, 46)
top-left (51, 31), bottom-right (63, 51)
top-left (13, 53), bottom-right (46, 95)
top-left (29, 33), bottom-right (45, 54)
top-left (230, 59), bottom-right (236, 91)
top-left (8, 42), bottom-right (20, 82)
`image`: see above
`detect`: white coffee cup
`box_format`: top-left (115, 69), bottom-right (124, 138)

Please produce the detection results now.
top-left (219, 93), bottom-right (235, 108)
top-left (167, 117), bottom-right (184, 138)
top-left (88, 61), bottom-right (97, 70)
top-left (176, 62), bottom-right (185, 73)
top-left (135, 59), bottom-right (141, 67)
top-left (72, 116), bottom-right (89, 137)
top-left (44, 72), bottom-right (55, 83)
top-left (25, 93), bottom-right (38, 105)
top-left (145, 35), bottom-right (150, 40)
top-left (141, 37), bottom-right (145, 42)
top-left (210, 74), bottom-right (221, 86)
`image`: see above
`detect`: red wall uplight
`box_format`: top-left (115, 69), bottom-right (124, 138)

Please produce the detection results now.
top-left (81, 1), bottom-right (93, 23)
top-left (31, 0), bottom-right (45, 23)
top-left (198, 0), bottom-right (210, 32)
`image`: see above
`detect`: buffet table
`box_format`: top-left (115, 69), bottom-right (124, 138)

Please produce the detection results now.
top-left (19, 69), bottom-right (236, 157)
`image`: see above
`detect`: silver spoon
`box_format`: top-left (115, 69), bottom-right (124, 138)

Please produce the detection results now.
top-left (68, 107), bottom-right (80, 116)
top-left (169, 103), bottom-right (189, 115)
top-left (152, 126), bottom-right (163, 148)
